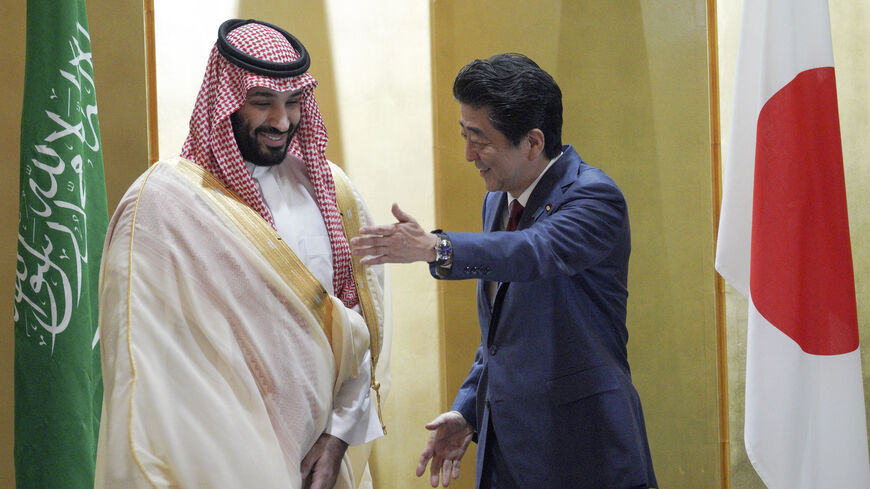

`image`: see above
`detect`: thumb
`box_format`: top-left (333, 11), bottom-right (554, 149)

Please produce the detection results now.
top-left (391, 203), bottom-right (414, 223)
top-left (300, 451), bottom-right (316, 478)
top-left (424, 415), bottom-right (448, 431)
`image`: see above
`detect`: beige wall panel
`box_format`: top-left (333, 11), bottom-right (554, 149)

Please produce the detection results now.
top-left (152, 0), bottom-right (238, 160)
top-left (831, 2), bottom-right (870, 434)
top-left (0, 1), bottom-right (148, 485)
top-left (432, 1), bottom-right (719, 488)
top-left (89, 0), bottom-right (150, 209)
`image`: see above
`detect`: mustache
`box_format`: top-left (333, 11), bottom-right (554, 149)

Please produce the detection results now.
top-left (256, 124), bottom-right (299, 139)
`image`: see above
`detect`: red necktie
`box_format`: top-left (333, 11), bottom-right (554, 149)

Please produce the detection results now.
top-left (506, 199), bottom-right (524, 231)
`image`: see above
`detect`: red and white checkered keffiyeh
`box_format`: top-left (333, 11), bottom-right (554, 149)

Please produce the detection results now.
top-left (181, 21), bottom-right (358, 309)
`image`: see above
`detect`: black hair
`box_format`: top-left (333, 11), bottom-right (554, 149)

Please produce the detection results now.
top-left (453, 53), bottom-right (563, 159)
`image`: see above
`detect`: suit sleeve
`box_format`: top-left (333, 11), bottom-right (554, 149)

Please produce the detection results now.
top-left (432, 174), bottom-right (628, 284)
top-left (450, 345), bottom-right (484, 433)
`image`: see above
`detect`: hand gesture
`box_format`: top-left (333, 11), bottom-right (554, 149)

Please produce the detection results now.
top-left (351, 203), bottom-right (438, 265)
top-left (416, 411), bottom-right (474, 487)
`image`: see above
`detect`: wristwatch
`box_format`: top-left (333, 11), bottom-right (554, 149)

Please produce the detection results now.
top-left (430, 230), bottom-right (453, 267)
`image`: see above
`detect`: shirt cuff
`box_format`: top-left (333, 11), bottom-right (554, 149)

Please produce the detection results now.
top-left (324, 350), bottom-right (384, 445)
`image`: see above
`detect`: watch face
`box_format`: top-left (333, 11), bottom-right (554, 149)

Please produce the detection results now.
top-left (436, 245), bottom-right (447, 259)
top-left (435, 235), bottom-right (451, 263)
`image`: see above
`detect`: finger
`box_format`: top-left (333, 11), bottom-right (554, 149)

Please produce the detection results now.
top-left (350, 237), bottom-right (390, 251)
top-left (308, 472), bottom-right (322, 489)
top-left (308, 471), bottom-right (327, 489)
top-left (360, 254), bottom-right (390, 265)
top-left (355, 251), bottom-right (390, 263)
top-left (353, 245), bottom-right (388, 257)
top-left (451, 458), bottom-right (461, 481)
top-left (349, 236), bottom-right (368, 248)
top-left (415, 459), bottom-right (427, 477)
top-left (391, 203), bottom-right (415, 223)
top-left (301, 471), bottom-right (313, 489)
top-left (351, 234), bottom-right (392, 248)
top-left (416, 443), bottom-right (434, 477)
top-left (357, 224), bottom-right (397, 236)
top-left (300, 452), bottom-right (316, 479)
top-left (307, 459), bottom-right (338, 489)
top-left (310, 475), bottom-right (336, 489)
top-left (351, 246), bottom-right (381, 256)
top-left (430, 459), bottom-right (441, 488)
top-left (441, 460), bottom-right (452, 487)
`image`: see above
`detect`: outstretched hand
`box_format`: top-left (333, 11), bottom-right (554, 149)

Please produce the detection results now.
top-left (350, 203), bottom-right (438, 265)
top-left (416, 411), bottom-right (474, 487)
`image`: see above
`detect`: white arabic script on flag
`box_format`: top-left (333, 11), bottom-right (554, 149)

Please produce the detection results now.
top-left (14, 23), bottom-right (100, 354)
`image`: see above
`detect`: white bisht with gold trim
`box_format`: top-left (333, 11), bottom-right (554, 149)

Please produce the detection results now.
top-left (95, 157), bottom-right (382, 489)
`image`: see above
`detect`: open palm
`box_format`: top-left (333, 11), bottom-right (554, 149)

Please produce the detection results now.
top-left (416, 411), bottom-right (475, 487)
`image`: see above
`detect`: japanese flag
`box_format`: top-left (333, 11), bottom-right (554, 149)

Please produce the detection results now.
top-left (715, 0), bottom-right (870, 487)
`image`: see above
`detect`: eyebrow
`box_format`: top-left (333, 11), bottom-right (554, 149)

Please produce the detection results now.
top-left (459, 120), bottom-right (484, 136)
top-left (248, 89), bottom-right (303, 99)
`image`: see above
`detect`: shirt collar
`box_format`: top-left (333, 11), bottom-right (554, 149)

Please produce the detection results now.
top-left (509, 151), bottom-right (563, 207)
top-left (244, 160), bottom-right (272, 180)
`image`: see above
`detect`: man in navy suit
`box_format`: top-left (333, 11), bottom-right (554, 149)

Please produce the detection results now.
top-left (351, 53), bottom-right (656, 489)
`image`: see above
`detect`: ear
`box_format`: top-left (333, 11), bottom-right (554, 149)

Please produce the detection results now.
top-left (526, 128), bottom-right (546, 160)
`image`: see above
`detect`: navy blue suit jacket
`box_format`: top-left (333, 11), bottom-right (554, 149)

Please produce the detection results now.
top-left (432, 146), bottom-right (657, 488)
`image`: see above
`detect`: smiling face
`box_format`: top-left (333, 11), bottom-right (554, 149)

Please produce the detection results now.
top-left (459, 104), bottom-right (545, 197)
top-left (231, 87), bottom-right (303, 166)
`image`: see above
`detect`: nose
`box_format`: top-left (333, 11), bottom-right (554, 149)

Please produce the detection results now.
top-left (464, 139), bottom-right (477, 162)
top-left (268, 104), bottom-right (292, 133)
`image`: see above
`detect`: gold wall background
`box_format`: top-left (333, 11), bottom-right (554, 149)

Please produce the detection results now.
top-left (717, 1), bottom-right (870, 487)
top-left (0, 0), bottom-right (150, 486)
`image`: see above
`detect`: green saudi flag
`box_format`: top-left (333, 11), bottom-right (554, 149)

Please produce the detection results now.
top-left (14, 0), bottom-right (108, 487)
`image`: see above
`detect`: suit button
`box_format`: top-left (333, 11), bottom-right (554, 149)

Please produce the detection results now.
top-left (488, 345), bottom-right (497, 355)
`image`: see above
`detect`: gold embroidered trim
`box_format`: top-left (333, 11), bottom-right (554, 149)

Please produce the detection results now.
top-left (331, 164), bottom-right (386, 433)
top-left (169, 157), bottom-right (334, 345)
top-left (124, 160), bottom-right (163, 489)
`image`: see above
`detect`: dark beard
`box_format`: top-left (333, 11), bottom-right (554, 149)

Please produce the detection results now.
top-left (230, 113), bottom-right (298, 167)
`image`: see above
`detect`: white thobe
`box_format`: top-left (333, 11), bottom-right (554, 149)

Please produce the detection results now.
top-left (246, 156), bottom-right (383, 445)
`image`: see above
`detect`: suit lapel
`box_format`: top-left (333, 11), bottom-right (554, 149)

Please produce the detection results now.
top-left (516, 149), bottom-right (579, 230)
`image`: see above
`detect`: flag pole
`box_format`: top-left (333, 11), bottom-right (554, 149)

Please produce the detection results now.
top-left (706, 0), bottom-right (731, 487)
top-left (144, 0), bottom-right (159, 165)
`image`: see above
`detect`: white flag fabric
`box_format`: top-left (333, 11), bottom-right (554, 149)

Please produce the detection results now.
top-left (716, 0), bottom-right (870, 488)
